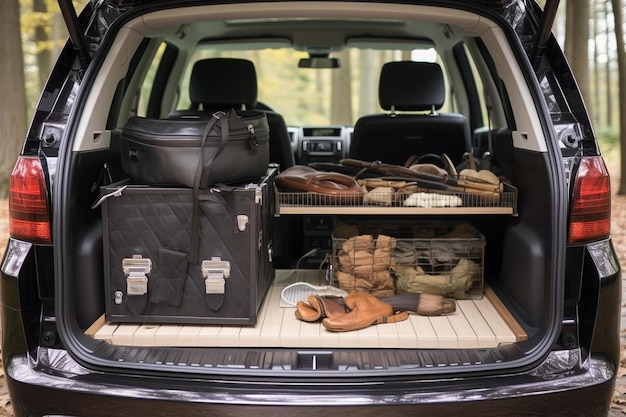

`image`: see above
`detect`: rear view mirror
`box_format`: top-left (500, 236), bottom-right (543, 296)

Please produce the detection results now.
top-left (298, 56), bottom-right (341, 68)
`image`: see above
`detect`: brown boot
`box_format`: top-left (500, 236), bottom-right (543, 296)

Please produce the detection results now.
top-left (321, 292), bottom-right (408, 332)
top-left (381, 293), bottom-right (456, 316)
top-left (295, 295), bottom-right (350, 322)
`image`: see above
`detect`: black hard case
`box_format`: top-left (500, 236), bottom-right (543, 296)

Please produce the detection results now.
top-left (100, 168), bottom-right (276, 324)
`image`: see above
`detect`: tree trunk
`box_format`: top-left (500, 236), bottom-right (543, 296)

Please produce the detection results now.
top-left (52, 7), bottom-right (70, 58)
top-left (34, 0), bottom-right (52, 90)
top-left (611, 0), bottom-right (626, 194)
top-left (564, 3), bottom-right (574, 63)
top-left (331, 49), bottom-right (352, 125)
top-left (593, 0), bottom-right (600, 126)
top-left (0, 0), bottom-right (29, 198)
top-left (359, 50), bottom-right (377, 116)
top-left (606, 0), bottom-right (613, 126)
top-left (565, 0), bottom-right (592, 122)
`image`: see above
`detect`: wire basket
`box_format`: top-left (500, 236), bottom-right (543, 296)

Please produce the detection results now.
top-left (332, 220), bottom-right (485, 299)
top-left (278, 183), bottom-right (517, 213)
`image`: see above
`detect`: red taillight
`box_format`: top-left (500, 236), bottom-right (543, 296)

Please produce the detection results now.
top-left (9, 156), bottom-right (51, 244)
top-left (568, 156), bottom-right (611, 244)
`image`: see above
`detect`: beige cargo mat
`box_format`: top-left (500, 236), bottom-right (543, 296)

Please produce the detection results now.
top-left (86, 271), bottom-right (527, 349)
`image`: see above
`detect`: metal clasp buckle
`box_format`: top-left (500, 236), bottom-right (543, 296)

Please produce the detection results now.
top-left (122, 255), bottom-right (152, 295)
top-left (202, 257), bottom-right (231, 294)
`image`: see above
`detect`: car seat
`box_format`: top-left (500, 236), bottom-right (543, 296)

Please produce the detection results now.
top-left (348, 61), bottom-right (471, 167)
top-left (170, 57), bottom-right (295, 171)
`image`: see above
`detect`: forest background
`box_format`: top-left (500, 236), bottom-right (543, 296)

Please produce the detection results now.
top-left (0, 0), bottom-right (625, 197)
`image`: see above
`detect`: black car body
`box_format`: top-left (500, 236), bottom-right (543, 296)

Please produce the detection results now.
top-left (1, 0), bottom-right (620, 416)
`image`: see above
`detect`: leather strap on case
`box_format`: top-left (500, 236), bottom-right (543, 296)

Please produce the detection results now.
top-left (206, 294), bottom-right (225, 311)
top-left (190, 111), bottom-right (229, 264)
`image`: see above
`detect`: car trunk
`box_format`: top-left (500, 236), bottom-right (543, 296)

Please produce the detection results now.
top-left (53, 0), bottom-right (566, 377)
top-left (56, 141), bottom-right (559, 375)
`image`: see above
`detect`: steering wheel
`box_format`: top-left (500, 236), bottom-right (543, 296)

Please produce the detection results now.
top-left (409, 153), bottom-right (447, 169)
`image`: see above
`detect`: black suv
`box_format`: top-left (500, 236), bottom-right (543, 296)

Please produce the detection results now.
top-left (2, 1), bottom-right (620, 416)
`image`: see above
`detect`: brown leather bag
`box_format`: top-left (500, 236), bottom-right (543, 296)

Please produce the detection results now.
top-left (275, 165), bottom-right (363, 204)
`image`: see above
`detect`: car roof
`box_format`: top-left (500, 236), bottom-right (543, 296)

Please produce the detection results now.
top-left (112, 0), bottom-right (513, 7)
top-left (121, 2), bottom-right (500, 56)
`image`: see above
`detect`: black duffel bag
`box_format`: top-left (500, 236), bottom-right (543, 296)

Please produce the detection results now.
top-left (121, 109), bottom-right (269, 188)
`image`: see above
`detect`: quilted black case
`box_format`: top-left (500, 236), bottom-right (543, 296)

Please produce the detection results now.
top-left (100, 168), bottom-right (276, 324)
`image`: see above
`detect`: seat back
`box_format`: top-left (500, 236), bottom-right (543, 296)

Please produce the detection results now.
top-left (170, 57), bottom-right (294, 170)
top-left (190, 57), bottom-right (258, 111)
top-left (349, 61), bottom-right (471, 166)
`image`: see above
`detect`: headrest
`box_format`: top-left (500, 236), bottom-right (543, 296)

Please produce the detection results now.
top-left (378, 61), bottom-right (445, 112)
top-left (189, 58), bottom-right (258, 109)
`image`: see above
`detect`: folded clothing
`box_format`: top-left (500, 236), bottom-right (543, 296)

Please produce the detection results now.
top-left (335, 234), bottom-right (397, 297)
top-left (396, 258), bottom-right (481, 299)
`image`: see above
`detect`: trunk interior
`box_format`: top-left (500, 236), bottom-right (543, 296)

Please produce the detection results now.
top-left (54, 2), bottom-right (562, 375)
top-left (61, 143), bottom-right (555, 373)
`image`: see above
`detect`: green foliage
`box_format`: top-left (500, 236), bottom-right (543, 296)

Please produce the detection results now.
top-left (595, 125), bottom-right (621, 174)
top-left (20, 0), bottom-right (79, 49)
top-left (597, 125), bottom-right (620, 147)
top-left (596, 126), bottom-right (620, 163)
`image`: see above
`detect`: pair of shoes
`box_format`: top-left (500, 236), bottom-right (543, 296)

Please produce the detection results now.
top-left (322, 292), bottom-right (408, 332)
top-left (295, 295), bottom-right (350, 322)
top-left (295, 292), bottom-right (409, 332)
top-left (380, 293), bottom-right (456, 316)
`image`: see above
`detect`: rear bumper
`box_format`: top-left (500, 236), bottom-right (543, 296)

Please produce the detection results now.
top-left (5, 348), bottom-right (616, 417)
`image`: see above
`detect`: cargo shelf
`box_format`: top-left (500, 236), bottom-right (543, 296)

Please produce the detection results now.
top-left (277, 183), bottom-right (517, 215)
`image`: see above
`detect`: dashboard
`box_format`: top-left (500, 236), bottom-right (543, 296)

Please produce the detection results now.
top-left (287, 125), bottom-right (353, 164)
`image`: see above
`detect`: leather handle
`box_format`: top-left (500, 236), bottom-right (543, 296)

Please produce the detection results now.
top-left (190, 111), bottom-right (229, 265)
top-left (305, 172), bottom-right (360, 187)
